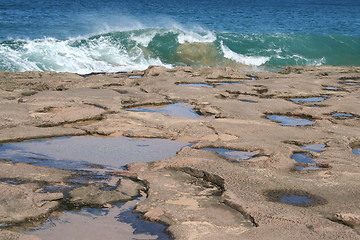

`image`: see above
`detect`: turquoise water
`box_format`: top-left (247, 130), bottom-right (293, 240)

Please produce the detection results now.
top-left (1, 0), bottom-right (359, 73)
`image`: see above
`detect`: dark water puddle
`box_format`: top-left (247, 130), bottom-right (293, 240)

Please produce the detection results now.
top-left (352, 149), bottom-right (360, 155)
top-left (300, 144), bottom-right (326, 153)
top-left (213, 82), bottom-right (244, 86)
top-left (291, 97), bottom-right (326, 104)
top-left (292, 153), bottom-right (316, 164)
top-left (267, 115), bottom-right (315, 126)
top-left (127, 103), bottom-right (200, 118)
top-left (178, 83), bottom-right (213, 88)
top-left (332, 113), bottom-right (357, 118)
top-left (1, 179), bottom-right (23, 185)
top-left (350, 142), bottom-right (360, 156)
top-left (292, 147), bottom-right (329, 171)
top-left (240, 99), bottom-right (257, 103)
top-left (26, 197), bottom-right (170, 240)
top-left (279, 195), bottom-right (314, 205)
top-left (203, 148), bottom-right (257, 161)
top-left (264, 189), bottom-right (326, 207)
top-left (323, 86), bottom-right (340, 91)
top-left (294, 165), bottom-right (321, 171)
top-left (340, 82), bottom-right (360, 86)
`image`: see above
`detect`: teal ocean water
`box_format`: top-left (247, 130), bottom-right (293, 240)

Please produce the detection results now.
top-left (1, 0), bottom-right (359, 73)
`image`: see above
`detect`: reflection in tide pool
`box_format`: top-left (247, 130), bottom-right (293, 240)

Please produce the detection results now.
top-left (353, 149), bottom-right (360, 156)
top-left (0, 136), bottom-right (183, 239)
top-left (26, 197), bottom-right (170, 240)
top-left (300, 144), bottom-right (326, 153)
top-left (127, 103), bottom-right (200, 118)
top-left (323, 87), bottom-right (340, 90)
top-left (279, 195), bottom-right (314, 205)
top-left (203, 148), bottom-right (257, 161)
top-left (267, 115), bottom-right (315, 126)
top-left (178, 83), bottom-right (212, 88)
top-left (0, 137), bottom-right (188, 169)
top-left (291, 97), bottom-right (326, 103)
top-left (332, 113), bottom-right (355, 118)
top-left (291, 153), bottom-right (316, 164)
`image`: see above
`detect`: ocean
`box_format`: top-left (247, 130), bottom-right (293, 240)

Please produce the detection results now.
top-left (0, 0), bottom-right (359, 73)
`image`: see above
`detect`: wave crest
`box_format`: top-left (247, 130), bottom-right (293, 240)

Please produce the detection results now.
top-left (220, 41), bottom-right (270, 66)
top-left (1, 28), bottom-right (358, 73)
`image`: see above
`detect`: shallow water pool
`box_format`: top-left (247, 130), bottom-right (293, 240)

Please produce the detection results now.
top-left (0, 136), bottom-right (185, 239)
top-left (0, 136), bottom-right (189, 169)
top-left (291, 153), bottom-right (316, 164)
top-left (300, 144), bottom-right (326, 153)
top-left (26, 197), bottom-right (170, 240)
top-left (267, 115), bottom-right (315, 126)
top-left (203, 148), bottom-right (257, 161)
top-left (332, 113), bottom-right (355, 118)
top-left (291, 97), bottom-right (326, 103)
top-left (127, 103), bottom-right (200, 118)
top-left (352, 149), bottom-right (360, 156)
top-left (279, 195), bottom-right (314, 205)
top-left (178, 83), bottom-right (212, 88)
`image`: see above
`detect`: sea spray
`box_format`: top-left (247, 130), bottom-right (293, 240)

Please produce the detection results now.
top-left (1, 27), bottom-right (359, 73)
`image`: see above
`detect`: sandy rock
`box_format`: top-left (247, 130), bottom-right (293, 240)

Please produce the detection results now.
top-left (334, 213), bottom-right (360, 227)
top-left (0, 126), bottom-right (84, 143)
top-left (69, 178), bottom-right (144, 206)
top-left (0, 66), bottom-right (359, 239)
top-left (0, 162), bottom-right (71, 183)
top-left (68, 185), bottom-right (132, 206)
top-left (0, 230), bottom-right (41, 240)
top-left (115, 178), bottom-right (145, 197)
top-left (0, 183), bottom-right (63, 224)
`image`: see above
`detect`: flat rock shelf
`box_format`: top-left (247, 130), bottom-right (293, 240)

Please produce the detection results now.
top-left (0, 66), bottom-right (359, 240)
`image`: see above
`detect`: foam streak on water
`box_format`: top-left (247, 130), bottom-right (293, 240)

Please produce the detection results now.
top-left (220, 41), bottom-right (270, 66)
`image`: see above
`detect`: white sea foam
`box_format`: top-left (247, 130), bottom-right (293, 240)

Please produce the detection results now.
top-left (0, 36), bottom-right (171, 74)
top-left (0, 44), bottom-right (43, 71)
top-left (274, 53), bottom-right (325, 66)
top-left (220, 41), bottom-right (269, 66)
top-left (177, 30), bottom-right (217, 44)
top-left (130, 31), bottom-right (158, 47)
top-left (291, 54), bottom-right (325, 66)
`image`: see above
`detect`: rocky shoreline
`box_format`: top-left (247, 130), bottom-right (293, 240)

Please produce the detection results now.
top-left (0, 65), bottom-right (359, 239)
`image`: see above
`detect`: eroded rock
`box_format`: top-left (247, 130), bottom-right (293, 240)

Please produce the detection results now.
top-left (68, 178), bottom-right (144, 206)
top-left (0, 162), bottom-right (71, 183)
top-left (0, 230), bottom-right (41, 240)
top-left (0, 183), bottom-right (63, 224)
top-left (0, 66), bottom-right (359, 239)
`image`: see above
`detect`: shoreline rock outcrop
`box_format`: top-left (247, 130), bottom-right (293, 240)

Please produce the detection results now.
top-left (0, 65), bottom-right (359, 239)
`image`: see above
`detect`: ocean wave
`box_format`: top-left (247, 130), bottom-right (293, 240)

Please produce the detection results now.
top-left (177, 30), bottom-right (217, 44)
top-left (220, 41), bottom-right (270, 66)
top-left (1, 28), bottom-right (359, 73)
top-left (0, 35), bottom-right (170, 74)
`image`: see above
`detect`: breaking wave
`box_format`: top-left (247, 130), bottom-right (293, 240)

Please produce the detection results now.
top-left (1, 26), bottom-right (359, 73)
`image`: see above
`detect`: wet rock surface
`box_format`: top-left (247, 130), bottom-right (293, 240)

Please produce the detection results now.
top-left (0, 182), bottom-right (63, 225)
top-left (0, 65), bottom-right (359, 239)
top-left (68, 179), bottom-right (144, 207)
